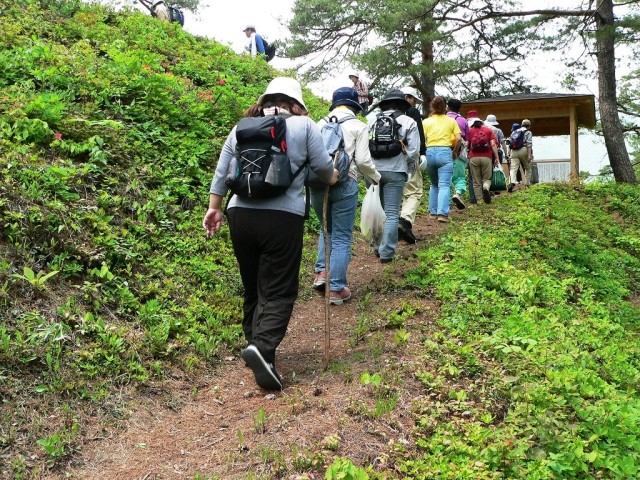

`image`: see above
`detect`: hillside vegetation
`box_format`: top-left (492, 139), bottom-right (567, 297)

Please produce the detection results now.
top-left (1, 1), bottom-right (640, 479)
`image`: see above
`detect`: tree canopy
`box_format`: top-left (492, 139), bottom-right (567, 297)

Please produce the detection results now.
top-left (286, 0), bottom-right (639, 183)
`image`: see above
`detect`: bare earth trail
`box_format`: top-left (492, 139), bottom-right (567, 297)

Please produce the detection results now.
top-left (58, 209), bottom-right (465, 480)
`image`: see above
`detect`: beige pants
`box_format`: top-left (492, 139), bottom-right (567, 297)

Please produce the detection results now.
top-left (510, 147), bottom-right (531, 185)
top-left (469, 156), bottom-right (492, 200)
top-left (400, 168), bottom-right (423, 225)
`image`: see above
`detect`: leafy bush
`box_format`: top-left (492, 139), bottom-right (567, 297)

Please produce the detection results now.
top-left (0, 0), bottom-right (329, 473)
top-left (403, 183), bottom-right (640, 479)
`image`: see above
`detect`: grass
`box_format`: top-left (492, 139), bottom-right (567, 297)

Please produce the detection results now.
top-left (400, 182), bottom-right (640, 479)
top-left (1, 1), bottom-right (639, 478)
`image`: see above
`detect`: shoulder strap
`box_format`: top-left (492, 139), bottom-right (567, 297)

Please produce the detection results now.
top-left (337, 114), bottom-right (357, 124)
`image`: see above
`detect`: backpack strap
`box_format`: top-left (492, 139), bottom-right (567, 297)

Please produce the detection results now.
top-left (337, 114), bottom-right (357, 124)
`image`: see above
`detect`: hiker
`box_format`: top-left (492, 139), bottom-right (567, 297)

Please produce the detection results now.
top-left (508, 119), bottom-right (534, 192)
top-left (310, 87), bottom-right (380, 305)
top-left (243, 24), bottom-right (266, 58)
top-left (203, 77), bottom-right (338, 391)
top-left (367, 89), bottom-right (420, 263)
top-left (137, 0), bottom-right (170, 21)
top-left (484, 114), bottom-right (509, 179)
top-left (422, 96), bottom-right (462, 223)
top-left (348, 73), bottom-right (370, 114)
top-left (446, 98), bottom-right (469, 210)
top-left (467, 110), bottom-right (499, 204)
top-left (398, 86), bottom-right (427, 244)
top-left (506, 122), bottom-right (524, 184)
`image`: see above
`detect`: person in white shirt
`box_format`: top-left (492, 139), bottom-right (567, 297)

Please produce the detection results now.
top-left (138, 0), bottom-right (170, 21)
top-left (243, 24), bottom-right (266, 58)
top-left (310, 87), bottom-right (380, 305)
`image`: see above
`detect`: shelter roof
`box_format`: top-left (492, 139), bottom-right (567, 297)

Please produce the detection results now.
top-left (459, 93), bottom-right (596, 136)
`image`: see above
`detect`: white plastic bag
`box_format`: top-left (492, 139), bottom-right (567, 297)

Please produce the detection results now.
top-left (360, 184), bottom-right (386, 245)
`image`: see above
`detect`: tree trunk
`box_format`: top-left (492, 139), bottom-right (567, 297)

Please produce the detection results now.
top-left (417, 38), bottom-right (436, 107)
top-left (595, 0), bottom-right (637, 183)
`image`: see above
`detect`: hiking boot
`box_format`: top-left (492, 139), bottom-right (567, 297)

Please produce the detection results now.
top-left (397, 217), bottom-right (416, 244)
top-left (329, 287), bottom-right (351, 305)
top-left (313, 271), bottom-right (326, 290)
top-left (437, 215), bottom-right (449, 223)
top-left (452, 194), bottom-right (466, 210)
top-left (507, 183), bottom-right (515, 193)
top-left (380, 257), bottom-right (393, 264)
top-left (241, 344), bottom-right (282, 391)
top-left (482, 188), bottom-right (492, 204)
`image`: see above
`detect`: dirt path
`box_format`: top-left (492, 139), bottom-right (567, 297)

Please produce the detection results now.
top-left (57, 209), bottom-right (463, 479)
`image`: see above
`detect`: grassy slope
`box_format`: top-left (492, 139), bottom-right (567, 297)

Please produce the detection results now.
top-left (0, 0), bottom-right (328, 475)
top-left (1, 1), bottom-right (640, 479)
top-left (400, 183), bottom-right (640, 479)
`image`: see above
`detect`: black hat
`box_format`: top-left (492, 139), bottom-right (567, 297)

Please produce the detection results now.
top-left (447, 98), bottom-right (462, 112)
top-left (379, 89), bottom-right (410, 110)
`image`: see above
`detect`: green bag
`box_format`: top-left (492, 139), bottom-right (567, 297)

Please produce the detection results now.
top-left (490, 166), bottom-right (507, 192)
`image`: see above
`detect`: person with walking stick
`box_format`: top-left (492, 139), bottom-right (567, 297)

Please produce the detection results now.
top-left (203, 77), bottom-right (338, 391)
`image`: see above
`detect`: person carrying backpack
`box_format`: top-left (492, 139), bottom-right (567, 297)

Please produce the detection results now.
top-left (367, 89), bottom-right (420, 263)
top-left (137, 0), bottom-right (170, 22)
top-left (484, 114), bottom-right (509, 180)
top-left (507, 119), bottom-right (534, 192)
top-left (422, 96), bottom-right (463, 222)
top-left (243, 24), bottom-right (267, 59)
top-left (349, 73), bottom-right (370, 114)
top-left (466, 110), bottom-right (499, 204)
top-left (309, 87), bottom-right (380, 305)
top-left (203, 77), bottom-right (338, 391)
top-left (446, 98), bottom-right (470, 209)
top-left (398, 86), bottom-right (427, 244)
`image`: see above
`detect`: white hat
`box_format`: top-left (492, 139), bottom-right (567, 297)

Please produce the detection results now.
top-left (257, 77), bottom-right (307, 111)
top-left (485, 114), bottom-right (499, 125)
top-left (400, 86), bottom-right (423, 103)
top-left (243, 24), bottom-right (256, 31)
top-left (348, 72), bottom-right (359, 79)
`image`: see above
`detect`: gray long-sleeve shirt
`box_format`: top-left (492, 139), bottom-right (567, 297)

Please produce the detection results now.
top-left (209, 115), bottom-right (334, 217)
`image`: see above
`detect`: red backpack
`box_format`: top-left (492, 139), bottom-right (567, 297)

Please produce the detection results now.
top-left (470, 127), bottom-right (490, 153)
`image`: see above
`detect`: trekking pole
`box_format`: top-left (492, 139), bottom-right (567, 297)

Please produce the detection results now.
top-left (322, 182), bottom-right (331, 369)
top-left (323, 150), bottom-right (340, 369)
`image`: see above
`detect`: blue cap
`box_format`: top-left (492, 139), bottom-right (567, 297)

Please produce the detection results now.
top-left (330, 87), bottom-right (361, 111)
top-left (511, 123), bottom-right (521, 132)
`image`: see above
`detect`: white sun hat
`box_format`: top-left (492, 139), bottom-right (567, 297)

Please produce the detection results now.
top-left (485, 114), bottom-right (499, 125)
top-left (400, 86), bottom-right (423, 103)
top-left (257, 77), bottom-right (307, 111)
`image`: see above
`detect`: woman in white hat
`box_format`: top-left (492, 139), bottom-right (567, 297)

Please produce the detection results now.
top-left (203, 77), bottom-right (338, 391)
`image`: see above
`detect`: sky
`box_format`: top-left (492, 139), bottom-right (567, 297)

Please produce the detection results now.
top-left (173, 0), bottom-right (611, 174)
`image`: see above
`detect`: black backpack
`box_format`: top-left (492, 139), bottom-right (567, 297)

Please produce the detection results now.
top-left (369, 111), bottom-right (403, 158)
top-left (262, 39), bottom-right (276, 62)
top-left (168, 6), bottom-right (184, 26)
top-left (225, 116), bottom-right (306, 199)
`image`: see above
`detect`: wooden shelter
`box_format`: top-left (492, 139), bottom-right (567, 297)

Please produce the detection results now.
top-left (459, 93), bottom-right (596, 179)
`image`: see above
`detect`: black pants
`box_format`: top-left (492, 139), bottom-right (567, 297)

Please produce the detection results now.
top-left (227, 208), bottom-right (304, 364)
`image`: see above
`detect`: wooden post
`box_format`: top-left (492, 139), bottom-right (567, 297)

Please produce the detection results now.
top-left (569, 106), bottom-right (580, 180)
